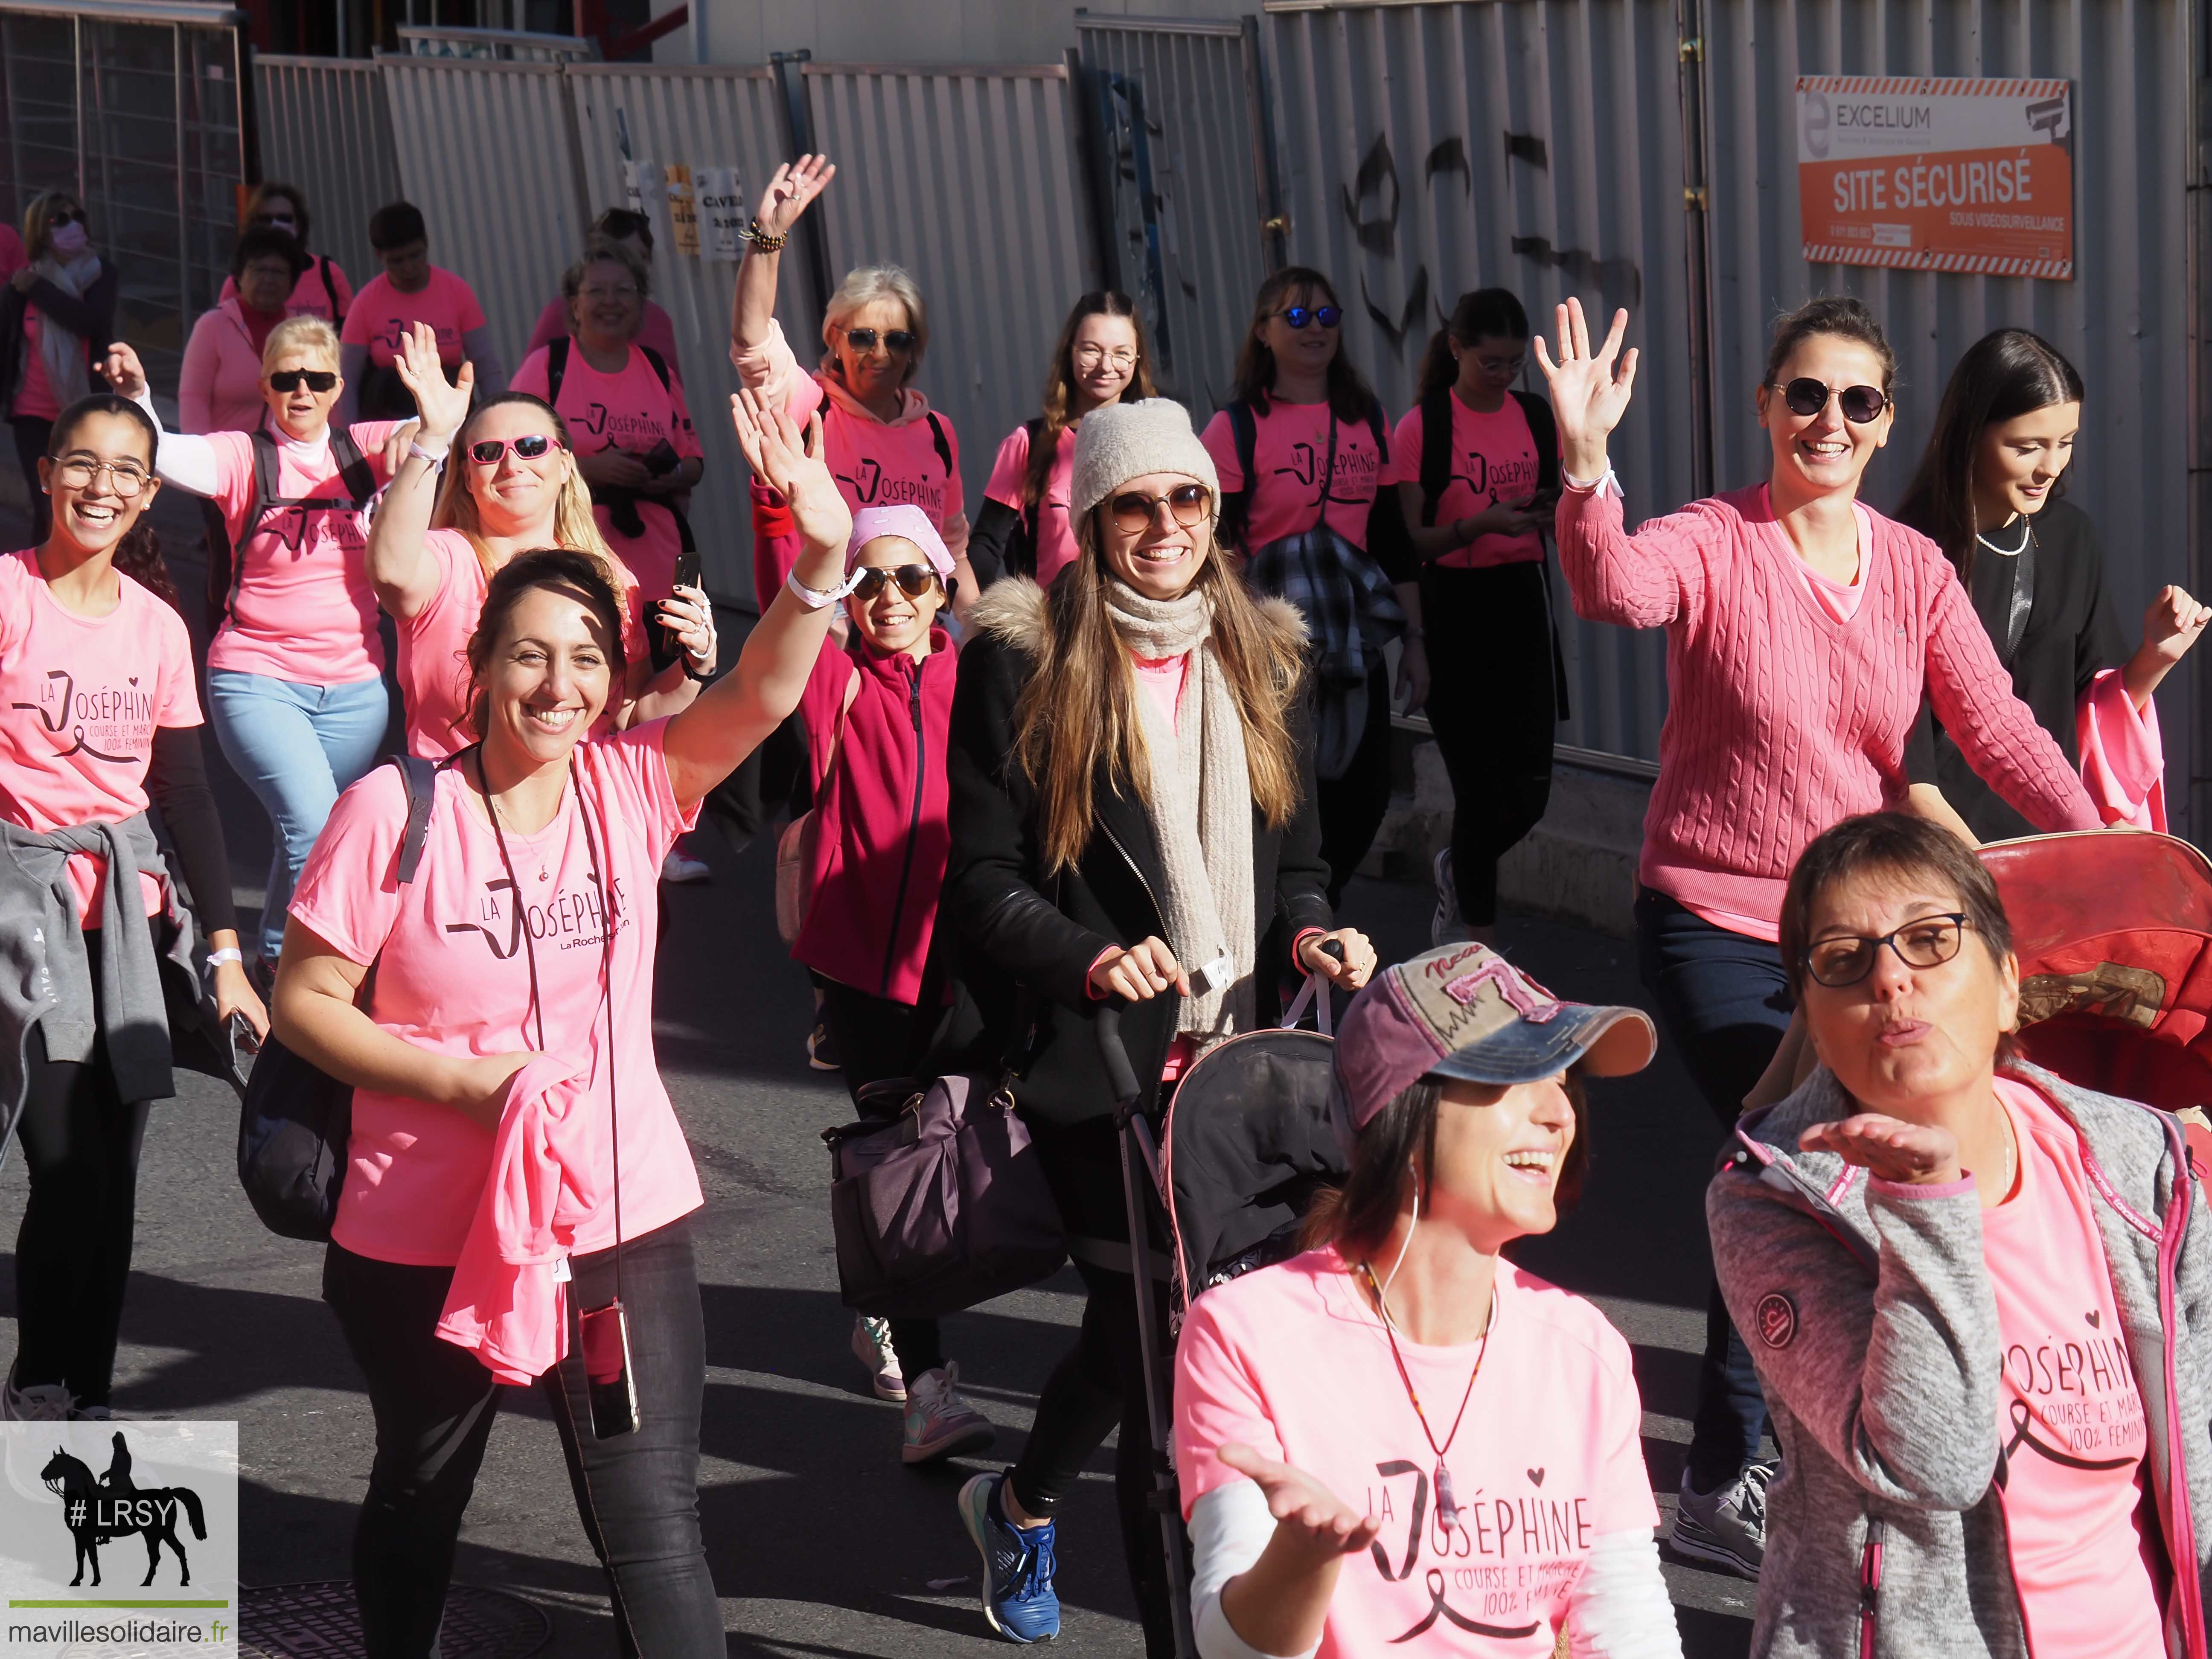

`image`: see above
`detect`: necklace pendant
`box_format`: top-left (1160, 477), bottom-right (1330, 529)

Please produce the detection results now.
top-left (1434, 1461), bottom-right (1459, 1532)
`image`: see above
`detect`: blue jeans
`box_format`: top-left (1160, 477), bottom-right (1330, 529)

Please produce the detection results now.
top-left (205, 670), bottom-right (390, 962)
top-left (1634, 886), bottom-right (1794, 1492)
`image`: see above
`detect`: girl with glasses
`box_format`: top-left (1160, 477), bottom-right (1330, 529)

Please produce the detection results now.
top-left (1894, 329), bottom-right (2209, 843)
top-left (1204, 266), bottom-right (1419, 908)
top-left (0, 393), bottom-right (265, 1420)
top-left (1540, 293), bottom-right (2102, 1587)
top-left (220, 183), bottom-right (354, 326)
top-left (2, 194), bottom-right (118, 546)
top-left (969, 291), bottom-right (1158, 588)
top-left (366, 323), bottom-right (708, 769)
top-left (103, 324), bottom-right (418, 991)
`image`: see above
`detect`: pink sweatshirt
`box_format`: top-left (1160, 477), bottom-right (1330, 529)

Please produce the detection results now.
top-left (1558, 483), bottom-right (2101, 930)
top-left (179, 299), bottom-right (279, 436)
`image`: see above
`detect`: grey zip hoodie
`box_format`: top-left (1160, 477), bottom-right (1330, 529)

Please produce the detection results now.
top-left (1707, 1061), bottom-right (2212, 1658)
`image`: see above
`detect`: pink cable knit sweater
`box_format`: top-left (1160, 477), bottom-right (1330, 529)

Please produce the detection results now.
top-left (1558, 482), bottom-right (2100, 930)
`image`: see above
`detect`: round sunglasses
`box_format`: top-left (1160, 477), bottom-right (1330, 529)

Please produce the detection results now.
top-left (1272, 305), bottom-right (1342, 331)
top-left (468, 434), bottom-right (559, 465)
top-left (1109, 483), bottom-right (1212, 535)
top-left (268, 369), bottom-right (338, 393)
top-left (841, 326), bottom-right (916, 354)
top-left (850, 564), bottom-right (940, 601)
top-left (1772, 377), bottom-right (1890, 424)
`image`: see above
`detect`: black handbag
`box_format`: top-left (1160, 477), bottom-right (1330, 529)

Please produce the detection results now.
top-left (237, 755), bottom-right (436, 1241)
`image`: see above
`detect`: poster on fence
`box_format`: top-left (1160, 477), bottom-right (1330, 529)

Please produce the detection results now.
top-left (663, 163), bottom-right (701, 259)
top-left (623, 157), bottom-right (655, 220)
top-left (696, 167), bottom-right (745, 260)
top-left (1796, 76), bottom-right (2073, 279)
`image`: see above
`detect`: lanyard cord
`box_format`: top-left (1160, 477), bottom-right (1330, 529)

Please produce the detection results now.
top-left (1357, 1259), bottom-right (1493, 1465)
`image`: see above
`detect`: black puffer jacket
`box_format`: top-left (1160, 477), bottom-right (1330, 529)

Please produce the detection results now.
top-left (944, 577), bottom-right (1335, 1130)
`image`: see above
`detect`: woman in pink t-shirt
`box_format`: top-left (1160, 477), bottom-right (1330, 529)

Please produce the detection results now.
top-left (3, 193), bottom-right (118, 547)
top-left (270, 390), bottom-right (853, 1657)
top-left (726, 155), bottom-right (980, 617)
top-left (1173, 943), bottom-right (1673, 1659)
top-left (0, 393), bottom-right (265, 1420)
top-left (1203, 266), bottom-right (1420, 907)
top-left (510, 241), bottom-right (704, 603)
top-left (969, 291), bottom-right (1158, 588)
top-left (1711, 812), bottom-right (2212, 1658)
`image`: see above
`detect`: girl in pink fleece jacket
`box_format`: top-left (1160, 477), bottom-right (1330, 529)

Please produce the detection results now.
top-left (1537, 294), bottom-right (2102, 1583)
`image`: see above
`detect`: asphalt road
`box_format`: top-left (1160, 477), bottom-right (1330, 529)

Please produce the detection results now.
top-left (0, 480), bottom-right (1756, 1656)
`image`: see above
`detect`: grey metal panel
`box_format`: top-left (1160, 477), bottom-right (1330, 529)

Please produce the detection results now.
top-left (397, 23), bottom-right (597, 62)
top-left (1076, 15), bottom-right (1271, 413)
top-left (801, 62), bottom-right (1095, 548)
top-left (252, 54), bottom-right (399, 300)
top-left (377, 55), bottom-right (590, 378)
top-left (1699, 0), bottom-right (2199, 830)
top-left (566, 63), bottom-right (802, 601)
top-left (1265, 0), bottom-right (1692, 762)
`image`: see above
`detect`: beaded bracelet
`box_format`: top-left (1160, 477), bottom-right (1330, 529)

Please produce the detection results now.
top-left (742, 219), bottom-right (789, 252)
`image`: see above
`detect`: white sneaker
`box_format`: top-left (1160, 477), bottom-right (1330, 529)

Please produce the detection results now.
top-left (902, 1363), bottom-right (997, 1464)
top-left (852, 1314), bottom-right (905, 1402)
top-left (661, 846), bottom-right (711, 884)
top-left (2, 1368), bottom-right (75, 1421)
top-left (1671, 1460), bottom-right (1774, 1579)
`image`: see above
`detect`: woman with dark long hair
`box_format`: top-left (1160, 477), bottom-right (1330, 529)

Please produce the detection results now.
top-left (1393, 288), bottom-right (1563, 946)
top-left (1893, 328), bottom-right (2206, 841)
top-left (1202, 267), bottom-right (1419, 905)
top-left (968, 291), bottom-right (1158, 588)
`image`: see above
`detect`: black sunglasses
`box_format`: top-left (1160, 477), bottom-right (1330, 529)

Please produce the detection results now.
top-left (1274, 305), bottom-right (1342, 330)
top-left (850, 564), bottom-right (940, 601)
top-left (1773, 377), bottom-right (1889, 424)
top-left (1109, 483), bottom-right (1212, 534)
top-left (468, 434), bottom-right (557, 464)
top-left (268, 369), bottom-right (338, 393)
top-left (841, 326), bottom-right (916, 354)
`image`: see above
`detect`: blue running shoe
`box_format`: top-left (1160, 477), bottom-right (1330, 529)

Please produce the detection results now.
top-left (957, 1471), bottom-right (1060, 1643)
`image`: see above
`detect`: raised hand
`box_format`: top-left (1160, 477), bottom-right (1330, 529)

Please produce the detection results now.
top-left (393, 323), bottom-right (473, 442)
top-left (1218, 1444), bottom-right (1382, 1559)
top-left (731, 389), bottom-right (850, 553)
top-left (1533, 298), bottom-right (1638, 478)
top-left (1799, 1112), bottom-right (1961, 1186)
top-left (2142, 585), bottom-right (2211, 668)
top-left (752, 154), bottom-right (835, 242)
top-left (99, 341), bottom-right (148, 400)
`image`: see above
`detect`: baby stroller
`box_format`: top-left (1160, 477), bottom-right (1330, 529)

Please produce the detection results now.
top-left (1093, 968), bottom-right (1347, 1659)
top-left (1981, 830), bottom-right (2212, 1162)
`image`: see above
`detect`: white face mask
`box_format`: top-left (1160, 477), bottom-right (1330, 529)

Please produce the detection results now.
top-left (48, 221), bottom-right (87, 255)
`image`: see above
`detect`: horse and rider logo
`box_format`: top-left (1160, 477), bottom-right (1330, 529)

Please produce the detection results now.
top-left (40, 1432), bottom-right (208, 1587)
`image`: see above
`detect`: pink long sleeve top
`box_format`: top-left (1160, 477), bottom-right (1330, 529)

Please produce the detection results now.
top-left (1558, 481), bottom-right (2101, 935)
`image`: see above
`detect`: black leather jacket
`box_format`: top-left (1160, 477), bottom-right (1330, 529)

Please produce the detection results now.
top-left (944, 580), bottom-right (1334, 1129)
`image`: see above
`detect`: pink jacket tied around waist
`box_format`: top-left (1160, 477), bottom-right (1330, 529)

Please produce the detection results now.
top-left (435, 1054), bottom-right (603, 1384)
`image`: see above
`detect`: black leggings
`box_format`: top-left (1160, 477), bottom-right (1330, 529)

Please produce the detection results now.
top-left (1315, 658), bottom-right (1394, 908)
top-left (10, 415), bottom-right (52, 545)
top-left (15, 923), bottom-right (154, 1408)
top-left (1420, 561), bottom-right (1557, 926)
top-left (322, 1218), bottom-right (722, 1659)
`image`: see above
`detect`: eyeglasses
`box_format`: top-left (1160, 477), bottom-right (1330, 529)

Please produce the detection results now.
top-left (1108, 483), bottom-right (1213, 535)
top-left (1802, 914), bottom-right (1972, 988)
top-left (850, 564), bottom-right (940, 600)
top-left (1272, 305), bottom-right (1342, 330)
top-left (467, 434), bottom-right (559, 465)
top-left (1073, 344), bottom-right (1138, 370)
top-left (840, 326), bottom-right (916, 354)
top-left (1773, 377), bottom-right (1890, 424)
top-left (50, 456), bottom-right (149, 497)
top-left (580, 284), bottom-right (640, 303)
top-left (268, 369), bottom-right (338, 393)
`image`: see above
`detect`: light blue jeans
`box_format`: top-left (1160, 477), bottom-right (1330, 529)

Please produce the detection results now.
top-left (205, 670), bottom-right (391, 963)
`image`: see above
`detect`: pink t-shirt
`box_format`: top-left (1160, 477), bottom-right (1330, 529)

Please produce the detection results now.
top-left (16, 311), bottom-right (58, 422)
top-left (0, 550), bottom-right (200, 925)
top-left (1983, 1076), bottom-right (2162, 1657)
top-left (220, 257), bottom-right (357, 323)
top-left (395, 529), bottom-right (649, 761)
top-left (290, 726), bottom-right (704, 1267)
top-left (510, 343), bottom-right (702, 602)
top-left (1201, 399), bottom-right (1388, 551)
top-left (527, 295), bottom-right (680, 367)
top-left (984, 422), bottom-right (1080, 584)
top-left (1383, 396), bottom-right (1545, 570)
top-left (201, 421), bottom-right (407, 685)
top-left (786, 373), bottom-right (965, 532)
top-left (340, 266), bottom-right (487, 370)
top-left (1176, 1250), bottom-right (1657, 1657)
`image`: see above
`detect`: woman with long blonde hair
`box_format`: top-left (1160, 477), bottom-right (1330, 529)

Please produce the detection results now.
top-left (943, 397), bottom-right (1375, 1651)
top-left (365, 323), bottom-right (711, 771)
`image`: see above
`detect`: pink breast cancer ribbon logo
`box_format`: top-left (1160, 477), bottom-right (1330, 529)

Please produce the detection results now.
top-left (1442, 958), bottom-right (1563, 1024)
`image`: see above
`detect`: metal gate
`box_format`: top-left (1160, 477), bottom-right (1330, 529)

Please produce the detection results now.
top-left (1076, 14), bottom-right (1282, 414)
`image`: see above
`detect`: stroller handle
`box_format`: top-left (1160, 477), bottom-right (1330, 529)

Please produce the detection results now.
top-left (1095, 1004), bottom-right (1144, 1109)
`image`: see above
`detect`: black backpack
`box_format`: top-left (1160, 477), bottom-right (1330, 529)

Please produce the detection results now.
top-left (1417, 385), bottom-right (1559, 527)
top-left (313, 255), bottom-right (346, 329)
top-left (237, 754), bottom-right (437, 1242)
top-left (205, 424), bottom-right (377, 637)
top-left (1218, 394), bottom-right (1388, 553)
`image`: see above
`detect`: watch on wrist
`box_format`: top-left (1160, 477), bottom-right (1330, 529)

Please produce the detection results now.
top-left (682, 655), bottom-right (716, 684)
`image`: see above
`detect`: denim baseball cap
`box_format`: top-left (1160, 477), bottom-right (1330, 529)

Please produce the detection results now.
top-left (1330, 943), bottom-right (1656, 1136)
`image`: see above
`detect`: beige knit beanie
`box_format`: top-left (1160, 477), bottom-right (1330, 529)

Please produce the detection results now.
top-left (1069, 398), bottom-right (1222, 522)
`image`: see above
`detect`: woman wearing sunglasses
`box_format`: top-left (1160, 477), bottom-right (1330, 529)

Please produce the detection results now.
top-left (103, 323), bottom-right (419, 989)
top-left (1709, 811), bottom-right (2212, 1659)
top-left (1893, 329), bottom-right (2209, 843)
top-left (512, 240), bottom-right (703, 606)
top-left (1540, 294), bottom-right (2101, 1586)
top-left (969, 291), bottom-right (1158, 588)
top-left (2, 194), bottom-right (119, 547)
top-left (947, 398), bottom-right (1374, 1650)
top-left (727, 154), bottom-right (980, 620)
top-left (1203, 266), bottom-right (1418, 907)
top-left (367, 323), bottom-right (708, 769)
top-left (218, 183), bottom-right (353, 326)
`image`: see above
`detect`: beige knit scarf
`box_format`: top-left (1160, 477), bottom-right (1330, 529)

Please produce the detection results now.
top-left (1106, 579), bottom-right (1255, 1047)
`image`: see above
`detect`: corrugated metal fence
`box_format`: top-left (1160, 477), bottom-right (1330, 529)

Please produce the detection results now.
top-left (251, 54), bottom-right (398, 296)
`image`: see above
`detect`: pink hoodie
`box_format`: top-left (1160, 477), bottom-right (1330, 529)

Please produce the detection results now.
top-left (180, 298), bottom-right (280, 436)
